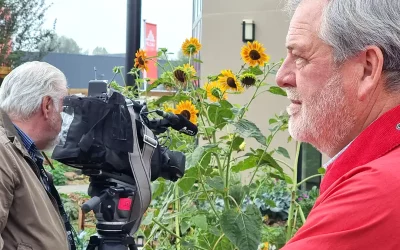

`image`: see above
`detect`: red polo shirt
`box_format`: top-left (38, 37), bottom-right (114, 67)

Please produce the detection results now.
top-left (282, 105), bottom-right (400, 250)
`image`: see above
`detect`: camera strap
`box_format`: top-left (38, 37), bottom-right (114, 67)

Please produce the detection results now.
top-left (126, 106), bottom-right (157, 234)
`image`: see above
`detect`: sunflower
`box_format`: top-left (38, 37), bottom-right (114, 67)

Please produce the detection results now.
top-left (218, 70), bottom-right (244, 93)
top-left (181, 38), bottom-right (202, 56)
top-left (163, 103), bottom-right (175, 113)
top-left (204, 81), bottom-right (227, 102)
top-left (183, 63), bottom-right (197, 79)
top-left (240, 73), bottom-right (257, 88)
top-left (134, 49), bottom-right (149, 71)
top-left (173, 67), bottom-right (187, 84)
top-left (241, 41), bottom-right (270, 66)
top-left (174, 100), bottom-right (199, 125)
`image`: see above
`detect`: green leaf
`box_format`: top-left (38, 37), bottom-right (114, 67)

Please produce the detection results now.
top-left (151, 179), bottom-right (165, 199)
top-left (265, 199), bottom-right (276, 207)
top-left (318, 167), bottom-right (326, 174)
top-left (276, 147), bottom-right (290, 159)
top-left (146, 78), bottom-right (164, 93)
top-left (206, 176), bottom-right (225, 192)
top-left (229, 185), bottom-right (245, 206)
top-left (193, 58), bottom-right (203, 63)
top-left (269, 118), bottom-right (278, 124)
top-left (208, 105), bottom-right (234, 129)
top-left (191, 215), bottom-right (208, 230)
top-left (221, 204), bottom-right (262, 250)
top-left (260, 152), bottom-right (283, 173)
top-left (247, 66), bottom-right (263, 76)
top-left (154, 95), bottom-right (175, 105)
top-left (234, 119), bottom-right (267, 146)
top-left (159, 48), bottom-right (168, 53)
top-left (268, 86), bottom-right (287, 96)
top-left (232, 156), bottom-right (258, 173)
top-left (231, 136), bottom-right (245, 151)
top-left (186, 146), bottom-right (205, 169)
top-left (141, 211), bottom-right (154, 226)
top-left (178, 167), bottom-right (198, 193)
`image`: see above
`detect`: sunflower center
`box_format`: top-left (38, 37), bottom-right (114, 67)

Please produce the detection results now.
top-left (211, 87), bottom-right (223, 99)
top-left (227, 77), bottom-right (237, 88)
top-left (138, 57), bottom-right (145, 65)
top-left (241, 76), bottom-right (256, 87)
top-left (180, 110), bottom-right (191, 120)
top-left (174, 69), bottom-right (186, 83)
top-left (249, 50), bottom-right (261, 60)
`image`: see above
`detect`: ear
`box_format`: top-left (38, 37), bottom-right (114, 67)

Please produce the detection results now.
top-left (41, 96), bottom-right (53, 120)
top-left (357, 45), bottom-right (384, 101)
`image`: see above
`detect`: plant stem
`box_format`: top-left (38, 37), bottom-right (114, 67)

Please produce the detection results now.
top-left (296, 174), bottom-right (323, 188)
top-left (152, 218), bottom-right (182, 239)
top-left (275, 159), bottom-right (294, 171)
top-left (197, 163), bottom-right (221, 219)
top-left (248, 123), bottom-right (284, 184)
top-left (295, 201), bottom-right (306, 224)
top-left (286, 142), bottom-right (301, 242)
top-left (175, 185), bottom-right (181, 250)
top-left (212, 234), bottom-right (225, 250)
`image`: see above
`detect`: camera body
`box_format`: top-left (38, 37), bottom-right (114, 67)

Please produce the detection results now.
top-left (52, 80), bottom-right (187, 239)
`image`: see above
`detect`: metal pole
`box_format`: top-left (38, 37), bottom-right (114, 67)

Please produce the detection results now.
top-left (125, 0), bottom-right (142, 89)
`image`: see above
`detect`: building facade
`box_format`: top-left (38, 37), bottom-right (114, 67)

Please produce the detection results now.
top-left (192, 0), bottom-right (326, 185)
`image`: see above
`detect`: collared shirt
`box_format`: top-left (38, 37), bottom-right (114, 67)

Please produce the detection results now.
top-left (14, 125), bottom-right (50, 191)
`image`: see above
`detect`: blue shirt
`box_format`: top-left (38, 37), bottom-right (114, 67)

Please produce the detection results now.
top-left (14, 125), bottom-right (48, 191)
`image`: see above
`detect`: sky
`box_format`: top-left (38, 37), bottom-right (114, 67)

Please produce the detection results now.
top-left (44, 0), bottom-right (193, 57)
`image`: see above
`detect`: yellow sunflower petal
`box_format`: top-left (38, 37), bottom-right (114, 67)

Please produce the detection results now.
top-left (181, 38), bottom-right (202, 57)
top-left (240, 41), bottom-right (270, 66)
top-left (204, 81), bottom-right (227, 102)
top-left (134, 49), bottom-right (149, 72)
top-left (218, 69), bottom-right (244, 93)
top-left (174, 100), bottom-right (199, 125)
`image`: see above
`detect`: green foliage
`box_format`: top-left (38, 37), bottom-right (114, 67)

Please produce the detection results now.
top-left (0, 0), bottom-right (57, 67)
top-left (46, 161), bottom-right (68, 186)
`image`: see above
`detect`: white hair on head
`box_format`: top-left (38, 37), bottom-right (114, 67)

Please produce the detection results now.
top-left (0, 61), bottom-right (67, 121)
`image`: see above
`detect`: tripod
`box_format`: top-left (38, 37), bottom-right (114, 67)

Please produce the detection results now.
top-left (81, 171), bottom-right (144, 250)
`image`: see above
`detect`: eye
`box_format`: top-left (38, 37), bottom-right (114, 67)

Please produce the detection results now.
top-left (295, 56), bottom-right (307, 68)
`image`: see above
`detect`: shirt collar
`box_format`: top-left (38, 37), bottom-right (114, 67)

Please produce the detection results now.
top-left (13, 125), bottom-right (42, 160)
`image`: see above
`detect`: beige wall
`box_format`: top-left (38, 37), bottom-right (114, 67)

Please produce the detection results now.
top-left (197, 0), bottom-right (300, 178)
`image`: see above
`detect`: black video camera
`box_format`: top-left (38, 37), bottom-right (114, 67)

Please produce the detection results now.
top-left (51, 80), bottom-right (197, 249)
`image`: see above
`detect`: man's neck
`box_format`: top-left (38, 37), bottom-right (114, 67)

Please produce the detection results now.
top-left (12, 117), bottom-right (45, 149)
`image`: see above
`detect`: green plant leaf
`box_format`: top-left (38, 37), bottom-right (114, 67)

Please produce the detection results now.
top-left (229, 185), bottom-right (245, 206)
top-left (193, 58), bottom-right (203, 63)
top-left (231, 136), bottom-right (245, 151)
top-left (206, 176), bottom-right (225, 192)
top-left (208, 105), bottom-right (234, 129)
top-left (269, 118), bottom-right (278, 124)
top-left (178, 167), bottom-right (198, 193)
top-left (221, 204), bottom-right (262, 250)
top-left (145, 78), bottom-right (164, 93)
top-left (141, 211), bottom-right (154, 225)
top-left (234, 119), bottom-right (267, 146)
top-left (151, 179), bottom-right (165, 199)
top-left (318, 167), bottom-right (326, 174)
top-left (232, 156), bottom-right (258, 173)
top-left (191, 214), bottom-right (208, 230)
top-left (260, 152), bottom-right (284, 173)
top-left (276, 147), bottom-right (290, 159)
top-left (185, 146), bottom-right (205, 169)
top-left (247, 66), bottom-right (264, 76)
top-left (268, 86), bottom-right (287, 96)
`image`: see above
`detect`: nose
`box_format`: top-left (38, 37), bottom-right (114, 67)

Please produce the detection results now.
top-left (276, 58), bottom-right (296, 88)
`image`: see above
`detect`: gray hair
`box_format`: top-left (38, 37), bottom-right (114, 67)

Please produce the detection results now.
top-left (0, 61), bottom-right (67, 120)
top-left (285, 0), bottom-right (400, 91)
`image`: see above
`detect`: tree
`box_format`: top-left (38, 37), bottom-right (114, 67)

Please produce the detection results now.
top-left (92, 46), bottom-right (108, 55)
top-left (0, 0), bottom-right (57, 67)
top-left (52, 35), bottom-right (81, 54)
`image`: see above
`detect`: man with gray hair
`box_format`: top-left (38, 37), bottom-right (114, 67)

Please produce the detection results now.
top-left (276, 0), bottom-right (400, 248)
top-left (0, 61), bottom-right (75, 250)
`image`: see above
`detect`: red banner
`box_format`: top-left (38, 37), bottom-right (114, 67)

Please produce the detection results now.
top-left (145, 22), bottom-right (157, 83)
